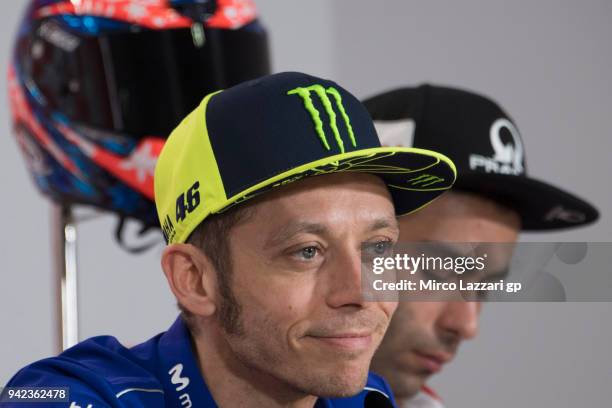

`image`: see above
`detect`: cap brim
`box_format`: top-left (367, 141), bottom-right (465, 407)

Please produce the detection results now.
top-left (455, 173), bottom-right (599, 230)
top-left (217, 147), bottom-right (457, 216)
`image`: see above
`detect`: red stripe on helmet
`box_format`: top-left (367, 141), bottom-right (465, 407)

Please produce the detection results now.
top-left (207, 0), bottom-right (257, 29)
top-left (35, 0), bottom-right (257, 30)
top-left (58, 121), bottom-right (163, 200)
top-left (35, 0), bottom-right (192, 29)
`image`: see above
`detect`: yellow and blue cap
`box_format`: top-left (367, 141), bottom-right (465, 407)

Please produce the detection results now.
top-left (155, 72), bottom-right (457, 244)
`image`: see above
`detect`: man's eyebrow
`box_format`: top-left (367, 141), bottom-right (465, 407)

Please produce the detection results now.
top-left (264, 222), bottom-right (328, 249)
top-left (264, 217), bottom-right (398, 249)
top-left (368, 217), bottom-right (400, 234)
top-left (415, 241), bottom-right (471, 258)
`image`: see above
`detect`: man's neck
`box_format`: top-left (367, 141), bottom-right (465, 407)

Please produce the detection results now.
top-left (192, 327), bottom-right (318, 408)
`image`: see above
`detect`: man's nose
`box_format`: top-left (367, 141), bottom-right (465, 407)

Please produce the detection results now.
top-left (325, 248), bottom-right (365, 309)
top-left (437, 301), bottom-right (480, 341)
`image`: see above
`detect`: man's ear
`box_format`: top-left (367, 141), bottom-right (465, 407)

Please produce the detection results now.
top-left (161, 243), bottom-right (218, 317)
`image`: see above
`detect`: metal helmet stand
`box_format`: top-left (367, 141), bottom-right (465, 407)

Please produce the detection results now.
top-left (51, 204), bottom-right (79, 351)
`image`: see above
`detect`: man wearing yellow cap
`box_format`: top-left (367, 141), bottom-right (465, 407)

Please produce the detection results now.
top-left (3, 72), bottom-right (455, 408)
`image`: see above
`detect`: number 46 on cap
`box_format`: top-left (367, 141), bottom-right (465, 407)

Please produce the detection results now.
top-left (176, 181), bottom-right (200, 222)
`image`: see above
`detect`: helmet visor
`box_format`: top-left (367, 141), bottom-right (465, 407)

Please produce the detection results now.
top-left (25, 20), bottom-right (270, 137)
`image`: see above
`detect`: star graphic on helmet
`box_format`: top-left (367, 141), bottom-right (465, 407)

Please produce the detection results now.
top-left (119, 142), bottom-right (158, 183)
top-left (153, 16), bottom-right (167, 27)
top-left (125, 3), bottom-right (147, 19)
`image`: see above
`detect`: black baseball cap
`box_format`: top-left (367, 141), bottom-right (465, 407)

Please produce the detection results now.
top-left (155, 73), bottom-right (457, 244)
top-left (363, 84), bottom-right (599, 230)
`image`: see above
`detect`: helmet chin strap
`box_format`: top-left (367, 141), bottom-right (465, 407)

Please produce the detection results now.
top-left (114, 216), bottom-right (163, 254)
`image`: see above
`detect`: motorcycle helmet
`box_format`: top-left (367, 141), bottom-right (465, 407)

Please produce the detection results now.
top-left (9, 0), bottom-right (270, 249)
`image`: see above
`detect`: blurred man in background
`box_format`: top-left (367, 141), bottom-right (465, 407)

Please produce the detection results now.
top-left (364, 85), bottom-right (599, 407)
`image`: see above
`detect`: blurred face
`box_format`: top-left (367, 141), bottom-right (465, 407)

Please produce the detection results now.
top-left (370, 191), bottom-right (520, 400)
top-left (217, 173), bottom-right (399, 399)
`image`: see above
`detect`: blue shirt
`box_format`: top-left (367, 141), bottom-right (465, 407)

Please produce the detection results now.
top-left (3, 317), bottom-right (396, 407)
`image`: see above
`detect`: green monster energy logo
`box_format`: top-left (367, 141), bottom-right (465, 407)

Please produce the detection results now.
top-left (408, 174), bottom-right (445, 187)
top-left (288, 85), bottom-right (356, 153)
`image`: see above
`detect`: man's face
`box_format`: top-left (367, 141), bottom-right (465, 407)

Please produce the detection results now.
top-left (370, 191), bottom-right (521, 400)
top-left (216, 173), bottom-right (399, 398)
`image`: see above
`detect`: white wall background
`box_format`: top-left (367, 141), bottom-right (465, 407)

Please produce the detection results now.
top-left (1, 1), bottom-right (610, 407)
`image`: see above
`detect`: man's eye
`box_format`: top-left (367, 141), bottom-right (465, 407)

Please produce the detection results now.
top-left (365, 240), bottom-right (394, 256)
top-left (374, 241), bottom-right (390, 254)
top-left (299, 246), bottom-right (318, 260)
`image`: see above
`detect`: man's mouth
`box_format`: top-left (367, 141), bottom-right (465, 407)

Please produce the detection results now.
top-left (412, 350), bottom-right (453, 373)
top-left (305, 332), bottom-right (374, 351)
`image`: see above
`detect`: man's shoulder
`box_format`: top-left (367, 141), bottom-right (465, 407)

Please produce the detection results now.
top-left (402, 386), bottom-right (446, 408)
top-left (3, 335), bottom-right (165, 408)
